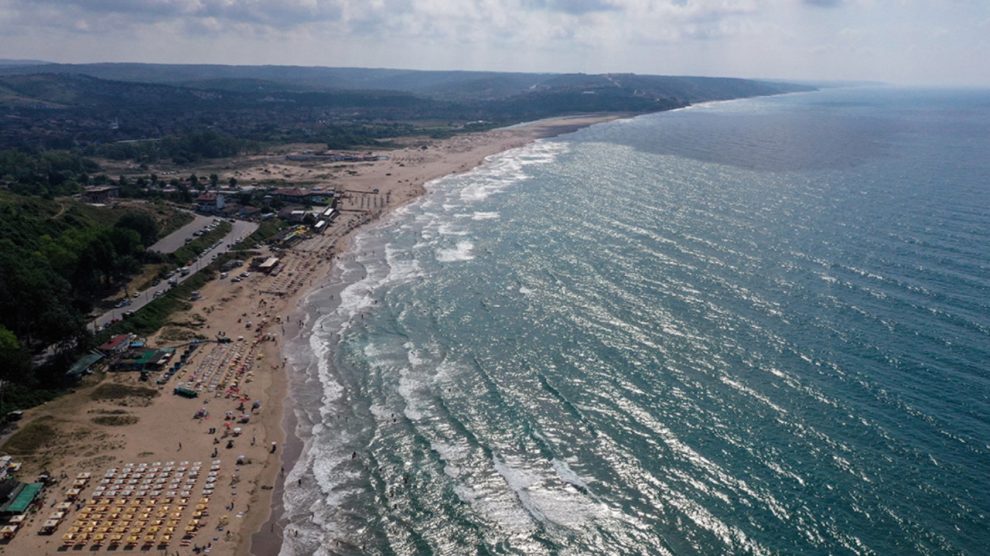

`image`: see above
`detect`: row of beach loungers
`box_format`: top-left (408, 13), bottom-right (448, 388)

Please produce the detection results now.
top-left (59, 460), bottom-right (218, 550)
top-left (179, 343), bottom-right (233, 392)
top-left (178, 338), bottom-right (264, 397)
top-left (268, 257), bottom-right (312, 293)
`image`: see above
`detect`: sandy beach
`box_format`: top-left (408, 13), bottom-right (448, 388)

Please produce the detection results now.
top-left (0, 113), bottom-right (624, 556)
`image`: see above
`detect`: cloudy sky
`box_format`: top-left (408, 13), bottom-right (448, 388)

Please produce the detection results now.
top-left (1, 0), bottom-right (988, 85)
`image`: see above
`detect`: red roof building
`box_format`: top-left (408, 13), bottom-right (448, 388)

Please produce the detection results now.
top-left (97, 334), bottom-right (131, 354)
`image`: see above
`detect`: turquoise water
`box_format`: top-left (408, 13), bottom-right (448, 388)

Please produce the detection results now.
top-left (282, 88), bottom-right (990, 555)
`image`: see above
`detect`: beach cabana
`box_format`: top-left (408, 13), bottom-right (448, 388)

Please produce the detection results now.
top-left (40, 519), bottom-right (60, 534)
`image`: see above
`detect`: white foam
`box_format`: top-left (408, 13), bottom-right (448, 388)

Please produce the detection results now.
top-left (397, 370), bottom-right (426, 421)
top-left (383, 244), bottom-right (423, 285)
top-left (431, 358), bottom-right (463, 384)
top-left (436, 240), bottom-right (475, 262)
top-left (491, 456), bottom-right (612, 530)
top-left (403, 342), bottom-right (427, 368)
top-left (424, 139), bottom-right (569, 204)
top-left (431, 440), bottom-right (470, 478)
top-left (551, 458), bottom-right (590, 490)
top-left (472, 211), bottom-right (500, 220)
top-left (438, 223), bottom-right (470, 236)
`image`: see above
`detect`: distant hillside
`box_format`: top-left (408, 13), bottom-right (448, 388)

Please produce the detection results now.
top-left (0, 62), bottom-right (812, 101)
top-left (0, 59), bottom-right (51, 67)
top-left (0, 64), bottom-right (814, 152)
top-left (0, 73), bottom-right (447, 149)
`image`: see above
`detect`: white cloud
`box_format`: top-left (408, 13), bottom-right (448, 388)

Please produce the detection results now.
top-left (0, 0), bottom-right (987, 85)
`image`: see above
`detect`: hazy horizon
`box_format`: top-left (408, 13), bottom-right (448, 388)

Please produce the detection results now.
top-left (1, 1), bottom-right (988, 87)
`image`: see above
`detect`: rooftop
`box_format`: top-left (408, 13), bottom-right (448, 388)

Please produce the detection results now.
top-left (98, 333), bottom-right (130, 352)
top-left (66, 352), bottom-right (104, 377)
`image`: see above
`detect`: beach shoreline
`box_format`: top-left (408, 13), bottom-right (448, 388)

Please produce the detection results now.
top-left (247, 113), bottom-right (629, 555)
top-left (0, 113), bottom-right (628, 556)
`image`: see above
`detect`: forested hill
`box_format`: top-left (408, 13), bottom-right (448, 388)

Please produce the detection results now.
top-left (0, 66), bottom-right (813, 151)
top-left (0, 191), bottom-right (171, 401)
top-left (0, 63), bottom-right (811, 101)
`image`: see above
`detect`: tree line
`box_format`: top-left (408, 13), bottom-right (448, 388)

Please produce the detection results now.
top-left (0, 193), bottom-right (160, 390)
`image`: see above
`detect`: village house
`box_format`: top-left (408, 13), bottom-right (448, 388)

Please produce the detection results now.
top-left (81, 186), bottom-right (119, 204)
top-left (195, 192), bottom-right (225, 213)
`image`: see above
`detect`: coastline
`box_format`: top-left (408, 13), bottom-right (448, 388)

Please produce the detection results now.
top-left (247, 112), bottom-right (629, 555)
top-left (0, 112), bottom-right (627, 556)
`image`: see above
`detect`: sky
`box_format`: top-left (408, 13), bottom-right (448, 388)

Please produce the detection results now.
top-left (1, 0), bottom-right (989, 86)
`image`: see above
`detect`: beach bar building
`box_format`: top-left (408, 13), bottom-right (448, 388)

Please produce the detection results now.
top-left (112, 347), bottom-right (175, 372)
top-left (65, 352), bottom-right (104, 380)
top-left (0, 482), bottom-right (43, 515)
top-left (97, 334), bottom-right (132, 356)
top-left (257, 257), bottom-right (280, 274)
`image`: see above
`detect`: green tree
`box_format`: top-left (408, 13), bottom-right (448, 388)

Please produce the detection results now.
top-left (115, 212), bottom-right (159, 246)
top-left (0, 324), bottom-right (28, 381)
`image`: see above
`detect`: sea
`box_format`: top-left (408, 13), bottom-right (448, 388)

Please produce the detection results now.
top-left (279, 87), bottom-right (990, 555)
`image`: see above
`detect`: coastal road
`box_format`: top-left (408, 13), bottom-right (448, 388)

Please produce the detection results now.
top-left (149, 212), bottom-right (215, 254)
top-left (90, 219), bottom-right (259, 332)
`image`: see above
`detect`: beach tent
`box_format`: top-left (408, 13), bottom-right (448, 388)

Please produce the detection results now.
top-left (173, 386), bottom-right (198, 399)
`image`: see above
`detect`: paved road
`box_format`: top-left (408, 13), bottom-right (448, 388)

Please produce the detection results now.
top-left (91, 219), bottom-right (259, 332)
top-left (149, 212), bottom-right (215, 254)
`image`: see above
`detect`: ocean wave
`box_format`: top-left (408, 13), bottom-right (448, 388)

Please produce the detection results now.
top-left (436, 240), bottom-right (475, 262)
